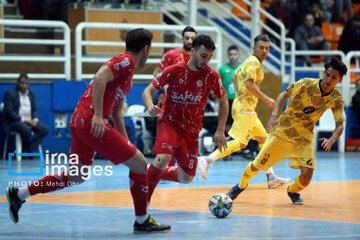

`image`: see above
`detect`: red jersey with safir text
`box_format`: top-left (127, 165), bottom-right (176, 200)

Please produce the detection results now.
top-left (157, 48), bottom-right (191, 70)
top-left (152, 62), bottom-right (225, 135)
top-left (70, 53), bottom-right (134, 128)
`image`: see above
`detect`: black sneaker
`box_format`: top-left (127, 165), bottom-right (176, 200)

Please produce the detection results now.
top-left (227, 184), bottom-right (247, 200)
top-left (287, 186), bottom-right (304, 205)
top-left (6, 187), bottom-right (25, 223)
top-left (134, 215), bottom-right (171, 233)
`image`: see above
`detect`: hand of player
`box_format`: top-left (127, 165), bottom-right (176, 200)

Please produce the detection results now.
top-left (319, 137), bottom-right (335, 152)
top-left (265, 97), bottom-right (275, 108)
top-left (214, 130), bottom-right (227, 153)
top-left (31, 119), bottom-right (38, 128)
top-left (149, 102), bottom-right (162, 117)
top-left (91, 115), bottom-right (109, 138)
top-left (266, 115), bottom-right (279, 133)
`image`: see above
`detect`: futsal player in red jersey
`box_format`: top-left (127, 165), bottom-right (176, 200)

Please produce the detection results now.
top-left (6, 28), bottom-right (170, 233)
top-left (153, 26), bottom-right (197, 167)
top-left (142, 34), bottom-right (229, 208)
top-left (153, 26), bottom-right (197, 77)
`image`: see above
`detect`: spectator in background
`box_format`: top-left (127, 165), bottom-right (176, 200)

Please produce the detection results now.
top-left (267, 0), bottom-right (297, 40)
top-left (352, 79), bottom-right (360, 124)
top-left (218, 45), bottom-right (241, 128)
top-left (309, 1), bottom-right (331, 27)
top-left (3, 74), bottom-right (49, 154)
top-left (293, 13), bottom-right (330, 66)
top-left (332, 0), bottom-right (352, 23)
top-left (18, 0), bottom-right (69, 22)
top-left (338, 13), bottom-right (360, 54)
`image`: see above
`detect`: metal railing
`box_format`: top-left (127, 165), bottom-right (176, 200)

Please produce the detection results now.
top-left (197, 0), bottom-right (287, 79)
top-left (75, 22), bottom-right (222, 81)
top-left (0, 19), bottom-right (71, 80)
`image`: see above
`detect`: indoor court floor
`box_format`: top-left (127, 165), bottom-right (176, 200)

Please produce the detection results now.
top-left (0, 151), bottom-right (359, 239)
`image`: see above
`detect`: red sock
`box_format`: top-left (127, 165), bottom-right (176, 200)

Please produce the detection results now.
top-left (28, 171), bottom-right (70, 195)
top-left (129, 171), bottom-right (148, 216)
top-left (147, 164), bottom-right (162, 202)
top-left (160, 166), bottom-right (179, 183)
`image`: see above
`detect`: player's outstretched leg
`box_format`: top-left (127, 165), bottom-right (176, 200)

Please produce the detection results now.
top-left (198, 139), bottom-right (243, 180)
top-left (266, 167), bottom-right (291, 189)
top-left (6, 171), bottom-right (74, 223)
top-left (227, 162), bottom-right (259, 200)
top-left (227, 184), bottom-right (247, 200)
top-left (6, 187), bottom-right (25, 223)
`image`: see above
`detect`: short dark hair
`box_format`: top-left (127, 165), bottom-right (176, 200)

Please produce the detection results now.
top-left (125, 28), bottom-right (153, 53)
top-left (324, 56), bottom-right (347, 77)
top-left (182, 26), bottom-right (197, 37)
top-left (192, 34), bottom-right (216, 51)
top-left (228, 45), bottom-right (238, 52)
top-left (254, 34), bottom-right (270, 46)
top-left (17, 73), bottom-right (29, 82)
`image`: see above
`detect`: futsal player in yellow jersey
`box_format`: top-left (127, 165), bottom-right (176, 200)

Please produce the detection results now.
top-left (198, 34), bottom-right (290, 189)
top-left (227, 57), bottom-right (347, 204)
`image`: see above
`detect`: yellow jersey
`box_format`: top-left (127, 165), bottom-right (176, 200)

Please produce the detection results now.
top-left (274, 78), bottom-right (345, 145)
top-left (232, 55), bottom-right (264, 113)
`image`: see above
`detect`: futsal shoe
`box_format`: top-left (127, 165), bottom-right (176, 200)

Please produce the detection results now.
top-left (134, 215), bottom-right (171, 233)
top-left (267, 176), bottom-right (291, 189)
top-left (198, 156), bottom-right (211, 180)
top-left (287, 186), bottom-right (304, 205)
top-left (227, 184), bottom-right (247, 200)
top-left (6, 187), bottom-right (25, 223)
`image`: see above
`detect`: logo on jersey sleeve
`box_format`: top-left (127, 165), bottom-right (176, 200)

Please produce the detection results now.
top-left (120, 58), bottom-right (130, 67)
top-left (114, 87), bottom-right (124, 102)
top-left (303, 106), bottom-right (315, 114)
top-left (113, 58), bottom-right (130, 71)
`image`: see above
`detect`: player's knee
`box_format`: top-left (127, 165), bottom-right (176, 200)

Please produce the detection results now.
top-left (132, 152), bottom-right (148, 174)
top-left (239, 143), bottom-right (247, 149)
top-left (178, 174), bottom-right (193, 184)
top-left (255, 137), bottom-right (266, 144)
top-left (153, 154), bottom-right (171, 169)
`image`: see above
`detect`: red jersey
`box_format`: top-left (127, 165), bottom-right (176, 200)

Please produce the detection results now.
top-left (70, 53), bottom-right (135, 128)
top-left (157, 48), bottom-right (191, 70)
top-left (152, 62), bottom-right (226, 135)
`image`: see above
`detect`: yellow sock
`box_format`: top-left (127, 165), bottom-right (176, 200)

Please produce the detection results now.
top-left (239, 162), bottom-right (259, 189)
top-left (288, 175), bottom-right (307, 193)
top-left (213, 139), bottom-right (242, 160)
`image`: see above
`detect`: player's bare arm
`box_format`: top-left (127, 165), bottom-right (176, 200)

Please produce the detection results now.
top-left (267, 90), bottom-right (289, 133)
top-left (214, 95), bottom-right (229, 153)
top-left (111, 99), bottom-right (129, 140)
top-left (245, 78), bottom-right (275, 108)
top-left (319, 121), bottom-right (344, 152)
top-left (142, 84), bottom-right (162, 117)
top-left (91, 65), bottom-right (113, 138)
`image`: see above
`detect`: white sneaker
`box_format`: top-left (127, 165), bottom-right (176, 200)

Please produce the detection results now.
top-left (267, 177), bottom-right (291, 189)
top-left (198, 156), bottom-right (211, 180)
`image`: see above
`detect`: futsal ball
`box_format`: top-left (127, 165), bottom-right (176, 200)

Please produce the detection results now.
top-left (208, 193), bottom-right (233, 218)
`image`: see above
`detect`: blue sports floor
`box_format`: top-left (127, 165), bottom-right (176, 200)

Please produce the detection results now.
top-left (1, 151), bottom-right (360, 239)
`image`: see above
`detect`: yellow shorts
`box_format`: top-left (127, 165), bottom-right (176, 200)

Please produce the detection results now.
top-left (228, 112), bottom-right (268, 145)
top-left (253, 133), bottom-right (315, 171)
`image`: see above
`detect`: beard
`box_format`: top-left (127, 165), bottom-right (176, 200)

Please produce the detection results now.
top-left (138, 55), bottom-right (147, 67)
top-left (183, 44), bottom-right (191, 51)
